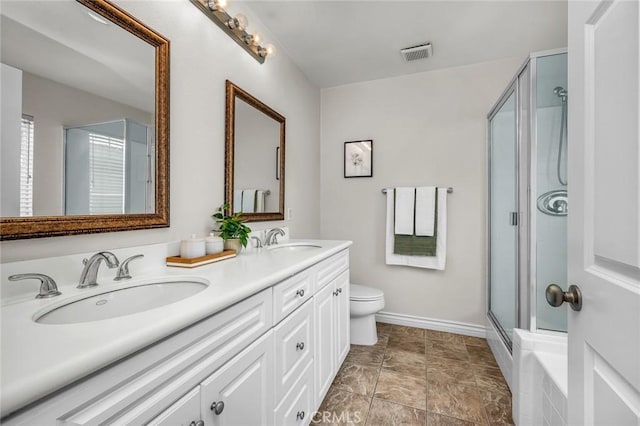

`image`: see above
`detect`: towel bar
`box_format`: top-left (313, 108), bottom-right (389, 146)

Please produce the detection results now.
top-left (381, 187), bottom-right (453, 194)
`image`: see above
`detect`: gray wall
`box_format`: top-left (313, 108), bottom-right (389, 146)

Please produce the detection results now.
top-left (320, 57), bottom-right (522, 327)
top-left (21, 72), bottom-right (153, 216)
top-left (0, 1), bottom-right (321, 262)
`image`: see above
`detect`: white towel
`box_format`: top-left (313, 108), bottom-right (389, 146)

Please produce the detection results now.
top-left (255, 190), bottom-right (265, 213)
top-left (386, 187), bottom-right (447, 270)
top-left (233, 190), bottom-right (243, 213)
top-left (394, 187), bottom-right (415, 235)
top-left (242, 189), bottom-right (256, 213)
top-left (415, 186), bottom-right (436, 236)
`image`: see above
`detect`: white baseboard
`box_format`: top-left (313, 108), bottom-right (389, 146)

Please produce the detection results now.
top-left (375, 311), bottom-right (486, 338)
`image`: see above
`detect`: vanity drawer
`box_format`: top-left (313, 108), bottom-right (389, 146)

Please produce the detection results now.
top-left (274, 361), bottom-right (314, 426)
top-left (273, 270), bottom-right (313, 325)
top-left (274, 298), bottom-right (314, 403)
top-left (315, 250), bottom-right (349, 292)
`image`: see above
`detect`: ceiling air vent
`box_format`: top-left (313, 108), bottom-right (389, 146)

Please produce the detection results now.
top-left (400, 43), bottom-right (433, 62)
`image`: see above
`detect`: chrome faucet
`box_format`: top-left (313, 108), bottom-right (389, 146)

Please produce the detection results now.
top-left (9, 273), bottom-right (62, 298)
top-left (78, 251), bottom-right (119, 288)
top-left (265, 228), bottom-right (285, 246)
top-left (114, 254), bottom-right (144, 281)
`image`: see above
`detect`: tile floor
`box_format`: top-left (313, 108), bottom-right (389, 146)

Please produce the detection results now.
top-left (312, 323), bottom-right (513, 425)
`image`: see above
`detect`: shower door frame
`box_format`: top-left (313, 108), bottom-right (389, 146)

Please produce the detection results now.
top-left (487, 78), bottom-right (522, 352)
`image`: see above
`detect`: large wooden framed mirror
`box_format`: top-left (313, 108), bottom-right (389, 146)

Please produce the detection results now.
top-left (0, 0), bottom-right (169, 240)
top-left (225, 80), bottom-right (285, 222)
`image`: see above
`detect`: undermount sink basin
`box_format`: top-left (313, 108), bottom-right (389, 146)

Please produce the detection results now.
top-left (267, 242), bottom-right (322, 251)
top-left (34, 278), bottom-right (209, 325)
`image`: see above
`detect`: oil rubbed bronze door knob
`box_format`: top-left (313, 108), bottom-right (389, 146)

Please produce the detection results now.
top-left (546, 284), bottom-right (582, 311)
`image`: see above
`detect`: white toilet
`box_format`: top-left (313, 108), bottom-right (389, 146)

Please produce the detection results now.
top-left (349, 284), bottom-right (385, 345)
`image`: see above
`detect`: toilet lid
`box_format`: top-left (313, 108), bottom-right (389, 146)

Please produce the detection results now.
top-left (350, 284), bottom-right (384, 301)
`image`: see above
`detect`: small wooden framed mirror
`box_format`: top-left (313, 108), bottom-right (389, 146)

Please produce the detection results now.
top-left (225, 80), bottom-right (285, 222)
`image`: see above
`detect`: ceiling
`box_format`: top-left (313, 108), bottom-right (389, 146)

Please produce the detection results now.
top-left (244, 1), bottom-right (568, 88)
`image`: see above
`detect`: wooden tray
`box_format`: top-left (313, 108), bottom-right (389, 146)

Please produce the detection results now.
top-left (166, 249), bottom-right (236, 268)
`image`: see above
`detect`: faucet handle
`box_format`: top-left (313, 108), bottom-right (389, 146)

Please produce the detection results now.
top-left (9, 273), bottom-right (62, 299)
top-left (250, 236), bottom-right (263, 249)
top-left (114, 254), bottom-right (144, 281)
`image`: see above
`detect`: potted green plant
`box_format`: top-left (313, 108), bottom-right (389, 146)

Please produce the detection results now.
top-left (212, 203), bottom-right (251, 252)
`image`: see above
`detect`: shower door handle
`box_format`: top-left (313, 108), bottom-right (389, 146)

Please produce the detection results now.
top-left (545, 284), bottom-right (582, 311)
top-left (510, 212), bottom-right (518, 226)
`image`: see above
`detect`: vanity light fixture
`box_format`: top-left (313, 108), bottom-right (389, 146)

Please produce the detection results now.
top-left (190, 0), bottom-right (275, 64)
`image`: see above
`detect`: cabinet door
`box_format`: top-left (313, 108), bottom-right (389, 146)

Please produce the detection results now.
top-left (274, 298), bottom-right (314, 403)
top-left (313, 282), bottom-right (335, 406)
top-left (147, 387), bottom-right (202, 426)
top-left (200, 331), bottom-right (274, 426)
top-left (334, 270), bottom-right (351, 366)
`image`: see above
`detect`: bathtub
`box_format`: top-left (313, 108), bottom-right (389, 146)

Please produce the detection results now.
top-left (513, 329), bottom-right (568, 426)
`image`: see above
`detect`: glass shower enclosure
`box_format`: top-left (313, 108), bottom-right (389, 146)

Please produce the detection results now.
top-left (487, 50), bottom-right (568, 350)
top-left (64, 119), bottom-right (154, 215)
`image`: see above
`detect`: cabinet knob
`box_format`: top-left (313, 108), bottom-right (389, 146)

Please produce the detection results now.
top-left (297, 410), bottom-right (305, 420)
top-left (296, 289), bottom-right (305, 297)
top-left (189, 421), bottom-right (204, 426)
top-left (337, 287), bottom-right (343, 293)
top-left (333, 290), bottom-right (339, 296)
top-left (211, 400), bottom-right (225, 415)
top-left (296, 341), bottom-right (305, 351)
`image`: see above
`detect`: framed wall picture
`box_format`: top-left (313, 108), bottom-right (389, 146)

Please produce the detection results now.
top-left (344, 140), bottom-right (373, 178)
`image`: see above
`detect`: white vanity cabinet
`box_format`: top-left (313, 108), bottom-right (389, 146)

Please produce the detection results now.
top-left (2, 247), bottom-right (350, 426)
top-left (313, 257), bottom-right (350, 405)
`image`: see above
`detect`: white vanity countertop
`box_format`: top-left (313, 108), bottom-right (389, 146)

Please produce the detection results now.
top-left (0, 239), bottom-right (351, 415)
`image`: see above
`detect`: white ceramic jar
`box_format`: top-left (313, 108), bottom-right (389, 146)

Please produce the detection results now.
top-left (180, 234), bottom-right (206, 259)
top-left (205, 233), bottom-right (224, 254)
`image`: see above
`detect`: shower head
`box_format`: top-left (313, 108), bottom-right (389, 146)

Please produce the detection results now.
top-left (553, 86), bottom-right (567, 102)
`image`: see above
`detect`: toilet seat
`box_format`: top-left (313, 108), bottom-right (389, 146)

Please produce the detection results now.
top-left (350, 284), bottom-right (384, 301)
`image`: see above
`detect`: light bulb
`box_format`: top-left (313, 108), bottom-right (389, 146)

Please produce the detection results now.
top-left (264, 43), bottom-right (276, 58)
top-left (207, 0), bottom-right (226, 12)
top-left (251, 32), bottom-right (262, 46)
top-left (228, 13), bottom-right (248, 31)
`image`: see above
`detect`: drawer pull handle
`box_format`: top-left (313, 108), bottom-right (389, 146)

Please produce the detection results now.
top-left (296, 289), bottom-right (305, 297)
top-left (189, 421), bottom-right (204, 426)
top-left (211, 400), bottom-right (225, 415)
top-left (296, 342), bottom-right (305, 351)
top-left (297, 411), bottom-right (305, 420)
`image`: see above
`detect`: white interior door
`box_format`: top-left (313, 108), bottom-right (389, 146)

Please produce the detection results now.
top-left (568, 0), bottom-right (640, 424)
